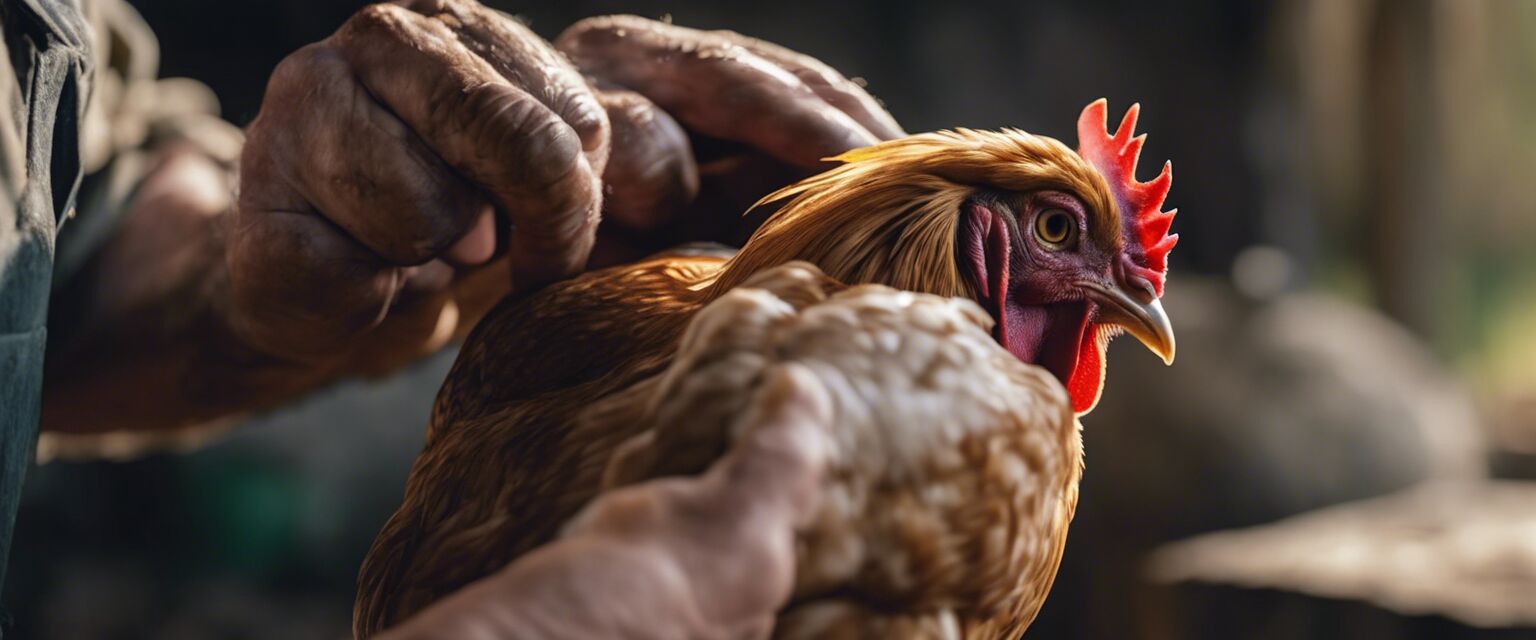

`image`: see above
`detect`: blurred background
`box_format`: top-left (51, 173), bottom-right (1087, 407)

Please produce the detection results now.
top-left (7, 0), bottom-right (1536, 638)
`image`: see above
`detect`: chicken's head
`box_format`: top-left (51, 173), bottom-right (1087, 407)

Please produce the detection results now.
top-left (715, 100), bottom-right (1177, 414)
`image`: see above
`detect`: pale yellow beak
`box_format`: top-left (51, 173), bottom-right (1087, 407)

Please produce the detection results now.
top-left (1077, 280), bottom-right (1176, 365)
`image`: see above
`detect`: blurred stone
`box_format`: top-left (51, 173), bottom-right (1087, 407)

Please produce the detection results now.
top-left (1231, 245), bottom-right (1296, 300)
top-left (1150, 481), bottom-right (1536, 630)
top-left (1158, 584), bottom-right (1536, 640)
top-left (1490, 394), bottom-right (1536, 457)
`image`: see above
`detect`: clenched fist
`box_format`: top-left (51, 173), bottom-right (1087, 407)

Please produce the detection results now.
top-left (229, 1), bottom-right (903, 369)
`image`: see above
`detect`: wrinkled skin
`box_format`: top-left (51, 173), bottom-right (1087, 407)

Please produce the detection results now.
top-left (231, 3), bottom-right (904, 367)
top-left (42, 3), bottom-right (902, 432)
top-left (378, 366), bottom-right (834, 640)
top-left (39, 4), bottom-right (900, 636)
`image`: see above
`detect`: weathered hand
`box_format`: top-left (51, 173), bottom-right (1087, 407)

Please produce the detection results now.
top-left (379, 365), bottom-right (833, 640)
top-left (231, 2), bottom-right (902, 368)
top-left (560, 15), bottom-right (906, 262)
top-left (43, 3), bottom-right (899, 436)
top-left (231, 0), bottom-right (611, 367)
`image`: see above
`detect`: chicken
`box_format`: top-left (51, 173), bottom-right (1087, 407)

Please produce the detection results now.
top-left (354, 100), bottom-right (1180, 637)
top-left (597, 263), bottom-right (1082, 637)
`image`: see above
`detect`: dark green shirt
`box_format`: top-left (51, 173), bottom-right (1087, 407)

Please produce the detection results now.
top-left (0, 0), bottom-right (89, 605)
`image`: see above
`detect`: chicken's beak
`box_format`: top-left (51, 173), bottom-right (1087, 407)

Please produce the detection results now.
top-left (1076, 280), bottom-right (1176, 365)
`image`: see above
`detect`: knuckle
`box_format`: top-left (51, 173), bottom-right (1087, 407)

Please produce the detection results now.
top-left (554, 90), bottom-right (611, 151)
top-left (705, 27), bottom-right (752, 44)
top-left (515, 115), bottom-right (586, 190)
top-left (252, 47), bottom-right (352, 160)
top-left (597, 14), bottom-right (663, 32)
top-left (263, 44), bottom-right (333, 105)
top-left (556, 14), bottom-right (651, 52)
top-left (558, 15), bottom-right (619, 41)
top-left (352, 2), bottom-right (409, 28)
top-left (339, 3), bottom-right (417, 48)
top-left (463, 84), bottom-right (585, 190)
top-left (455, 81), bottom-right (520, 139)
top-left (393, 0), bottom-right (445, 13)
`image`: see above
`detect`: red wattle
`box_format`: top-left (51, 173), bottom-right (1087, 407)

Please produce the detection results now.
top-left (1066, 326), bottom-right (1107, 414)
top-left (962, 201), bottom-right (1102, 413)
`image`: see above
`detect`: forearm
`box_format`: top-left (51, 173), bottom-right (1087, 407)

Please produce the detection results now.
top-left (40, 148), bottom-right (333, 436)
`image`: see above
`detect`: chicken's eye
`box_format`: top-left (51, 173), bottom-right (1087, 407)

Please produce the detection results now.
top-left (1034, 209), bottom-right (1077, 248)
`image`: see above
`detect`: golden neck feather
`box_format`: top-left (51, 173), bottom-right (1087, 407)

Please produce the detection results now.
top-left (706, 128), bottom-right (1118, 300)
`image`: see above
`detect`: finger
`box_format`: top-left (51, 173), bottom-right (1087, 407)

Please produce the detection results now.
top-left (594, 85), bottom-right (699, 232)
top-left (728, 616), bottom-right (777, 640)
top-left (710, 29), bottom-right (905, 141)
top-left (557, 15), bottom-right (880, 169)
top-left (246, 43), bottom-right (491, 266)
top-left (226, 207), bottom-right (402, 361)
top-left (708, 364), bottom-right (833, 523)
top-left (333, 4), bottom-right (601, 287)
top-left (399, 0), bottom-right (612, 173)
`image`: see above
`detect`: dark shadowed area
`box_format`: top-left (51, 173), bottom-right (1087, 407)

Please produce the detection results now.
top-left (7, 0), bottom-right (1535, 638)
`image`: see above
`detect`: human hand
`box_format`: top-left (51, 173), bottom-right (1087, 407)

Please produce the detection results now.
top-left (231, 0), bottom-right (609, 367)
top-left (42, 3), bottom-right (897, 435)
top-left (378, 365), bottom-right (833, 640)
top-left (231, 2), bottom-right (901, 369)
top-left (559, 15), bottom-right (906, 263)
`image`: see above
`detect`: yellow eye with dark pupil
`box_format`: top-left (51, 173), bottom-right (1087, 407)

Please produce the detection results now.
top-left (1035, 209), bottom-right (1075, 247)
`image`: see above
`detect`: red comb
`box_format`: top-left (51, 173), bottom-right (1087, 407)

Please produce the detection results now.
top-left (1076, 99), bottom-right (1177, 296)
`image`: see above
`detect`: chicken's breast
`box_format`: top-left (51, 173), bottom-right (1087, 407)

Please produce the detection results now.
top-left (591, 262), bottom-right (1083, 638)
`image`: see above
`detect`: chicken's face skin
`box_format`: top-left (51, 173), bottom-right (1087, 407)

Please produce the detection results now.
top-left (961, 186), bottom-right (1175, 414)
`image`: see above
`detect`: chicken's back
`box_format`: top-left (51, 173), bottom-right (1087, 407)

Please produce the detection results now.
top-left (353, 250), bottom-right (727, 636)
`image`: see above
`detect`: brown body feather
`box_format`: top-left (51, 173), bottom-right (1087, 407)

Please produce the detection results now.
top-left (355, 250), bottom-right (726, 633)
top-left (357, 128), bottom-right (1110, 637)
top-left (356, 259), bottom-right (1082, 638)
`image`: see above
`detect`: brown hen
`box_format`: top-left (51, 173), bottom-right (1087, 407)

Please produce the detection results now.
top-left (356, 101), bottom-right (1180, 637)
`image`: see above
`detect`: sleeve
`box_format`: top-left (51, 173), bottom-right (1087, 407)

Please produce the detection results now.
top-left (0, 0), bottom-right (92, 598)
top-left (0, 20), bottom-right (47, 600)
top-left (51, 0), bottom-right (242, 287)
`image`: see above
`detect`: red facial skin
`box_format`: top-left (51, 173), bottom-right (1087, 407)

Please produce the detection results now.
top-left (960, 191), bottom-right (1122, 414)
